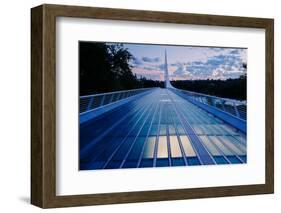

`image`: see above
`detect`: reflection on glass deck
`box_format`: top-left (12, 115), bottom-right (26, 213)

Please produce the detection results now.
top-left (80, 88), bottom-right (247, 170)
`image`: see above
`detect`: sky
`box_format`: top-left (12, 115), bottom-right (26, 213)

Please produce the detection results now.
top-left (113, 43), bottom-right (247, 81)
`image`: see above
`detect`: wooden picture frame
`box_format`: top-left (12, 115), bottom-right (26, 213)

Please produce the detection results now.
top-left (31, 4), bottom-right (274, 208)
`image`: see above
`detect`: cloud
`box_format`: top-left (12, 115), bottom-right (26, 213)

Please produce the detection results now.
top-left (158, 63), bottom-right (165, 71)
top-left (172, 63), bottom-right (186, 75)
top-left (142, 56), bottom-right (160, 63)
top-left (212, 47), bottom-right (226, 52)
top-left (230, 50), bottom-right (238, 54)
top-left (131, 67), bottom-right (164, 80)
top-left (143, 66), bottom-right (158, 71)
top-left (180, 50), bottom-right (247, 80)
top-left (132, 57), bottom-right (143, 66)
top-left (130, 47), bottom-right (247, 81)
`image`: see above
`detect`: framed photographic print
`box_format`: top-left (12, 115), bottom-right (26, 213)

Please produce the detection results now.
top-left (31, 4), bottom-right (274, 208)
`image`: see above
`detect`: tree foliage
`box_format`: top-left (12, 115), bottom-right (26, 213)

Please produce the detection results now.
top-left (171, 75), bottom-right (246, 100)
top-left (79, 42), bottom-right (162, 95)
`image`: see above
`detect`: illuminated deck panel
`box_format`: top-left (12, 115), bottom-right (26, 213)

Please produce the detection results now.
top-left (79, 88), bottom-right (247, 170)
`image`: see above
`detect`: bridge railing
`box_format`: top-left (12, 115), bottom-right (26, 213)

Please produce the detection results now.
top-left (80, 88), bottom-right (154, 114)
top-left (173, 88), bottom-right (246, 120)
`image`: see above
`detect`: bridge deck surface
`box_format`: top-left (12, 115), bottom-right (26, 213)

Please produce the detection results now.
top-left (80, 88), bottom-right (246, 170)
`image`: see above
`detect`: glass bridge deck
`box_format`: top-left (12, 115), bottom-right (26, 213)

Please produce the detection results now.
top-left (80, 88), bottom-right (246, 170)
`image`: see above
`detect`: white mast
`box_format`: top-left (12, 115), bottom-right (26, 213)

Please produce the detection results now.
top-left (164, 49), bottom-right (172, 88)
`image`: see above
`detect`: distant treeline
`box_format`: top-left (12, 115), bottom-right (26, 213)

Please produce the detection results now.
top-left (171, 76), bottom-right (246, 100)
top-left (79, 42), bottom-right (162, 96)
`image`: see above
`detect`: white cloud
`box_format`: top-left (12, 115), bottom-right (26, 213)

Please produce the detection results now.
top-left (130, 46), bottom-right (247, 80)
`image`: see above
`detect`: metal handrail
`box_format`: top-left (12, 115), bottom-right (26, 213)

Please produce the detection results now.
top-left (171, 88), bottom-right (247, 120)
top-left (175, 88), bottom-right (246, 104)
top-left (80, 87), bottom-right (155, 114)
top-left (80, 87), bottom-right (155, 98)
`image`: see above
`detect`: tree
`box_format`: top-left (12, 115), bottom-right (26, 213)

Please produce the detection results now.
top-left (242, 62), bottom-right (247, 70)
top-left (171, 77), bottom-right (246, 100)
top-left (80, 42), bottom-right (164, 96)
top-left (80, 43), bottom-right (136, 95)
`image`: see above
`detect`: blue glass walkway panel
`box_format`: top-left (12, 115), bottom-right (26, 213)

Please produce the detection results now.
top-left (79, 88), bottom-right (247, 170)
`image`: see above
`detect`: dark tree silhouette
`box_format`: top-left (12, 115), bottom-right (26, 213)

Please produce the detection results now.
top-left (80, 42), bottom-right (113, 95)
top-left (79, 42), bottom-right (162, 95)
top-left (242, 62), bottom-right (247, 70)
top-left (171, 74), bottom-right (246, 100)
